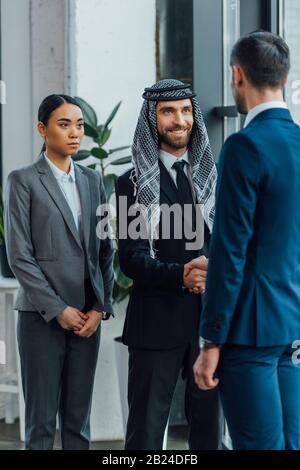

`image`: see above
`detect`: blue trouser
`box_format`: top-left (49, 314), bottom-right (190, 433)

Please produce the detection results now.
top-left (219, 344), bottom-right (300, 450)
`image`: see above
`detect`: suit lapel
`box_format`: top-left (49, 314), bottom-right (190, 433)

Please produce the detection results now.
top-left (74, 164), bottom-right (91, 251)
top-left (35, 154), bottom-right (82, 249)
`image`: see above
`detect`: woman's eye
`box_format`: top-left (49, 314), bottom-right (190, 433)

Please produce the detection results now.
top-left (59, 123), bottom-right (68, 128)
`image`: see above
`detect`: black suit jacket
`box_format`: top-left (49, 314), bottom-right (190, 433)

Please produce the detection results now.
top-left (115, 163), bottom-right (209, 350)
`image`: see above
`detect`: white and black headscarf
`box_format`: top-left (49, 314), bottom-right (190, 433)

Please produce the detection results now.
top-left (131, 79), bottom-right (217, 258)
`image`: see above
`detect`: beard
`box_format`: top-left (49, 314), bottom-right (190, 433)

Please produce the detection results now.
top-left (232, 86), bottom-right (248, 115)
top-left (158, 127), bottom-right (192, 150)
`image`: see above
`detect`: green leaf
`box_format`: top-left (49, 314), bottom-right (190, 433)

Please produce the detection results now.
top-left (115, 269), bottom-right (133, 291)
top-left (97, 126), bottom-right (112, 146)
top-left (72, 150), bottom-right (91, 161)
top-left (113, 252), bottom-right (133, 290)
top-left (74, 96), bottom-right (98, 127)
top-left (112, 281), bottom-right (131, 304)
top-left (91, 147), bottom-right (108, 160)
top-left (88, 164), bottom-right (97, 170)
top-left (0, 187), bottom-right (5, 242)
top-left (104, 101), bottom-right (122, 128)
top-left (103, 173), bottom-right (117, 200)
top-left (84, 122), bottom-right (99, 139)
top-left (108, 145), bottom-right (131, 155)
top-left (110, 156), bottom-right (132, 166)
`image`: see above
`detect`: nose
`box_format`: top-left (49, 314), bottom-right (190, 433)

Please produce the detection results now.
top-left (69, 126), bottom-right (80, 138)
top-left (173, 111), bottom-right (185, 127)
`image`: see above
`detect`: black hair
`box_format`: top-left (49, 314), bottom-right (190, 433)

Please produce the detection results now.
top-left (230, 30), bottom-right (290, 90)
top-left (38, 94), bottom-right (82, 152)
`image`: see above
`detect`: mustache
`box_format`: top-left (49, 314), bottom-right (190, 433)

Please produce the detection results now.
top-left (166, 126), bottom-right (188, 132)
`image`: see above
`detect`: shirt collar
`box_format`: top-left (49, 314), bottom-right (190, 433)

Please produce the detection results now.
top-left (159, 149), bottom-right (189, 172)
top-left (244, 101), bottom-right (288, 128)
top-left (44, 153), bottom-right (76, 182)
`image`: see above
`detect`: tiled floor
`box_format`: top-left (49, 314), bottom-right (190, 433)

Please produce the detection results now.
top-left (0, 419), bottom-right (189, 450)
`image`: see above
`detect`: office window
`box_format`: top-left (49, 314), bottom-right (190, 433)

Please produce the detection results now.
top-left (223, 0), bottom-right (240, 139)
top-left (0, 4), bottom-right (2, 184)
top-left (281, 0), bottom-right (300, 124)
top-left (156, 0), bottom-right (193, 84)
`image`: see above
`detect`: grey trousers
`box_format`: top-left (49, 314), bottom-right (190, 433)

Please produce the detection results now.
top-left (17, 311), bottom-right (100, 450)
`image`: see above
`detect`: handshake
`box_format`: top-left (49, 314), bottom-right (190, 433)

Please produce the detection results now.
top-left (183, 256), bottom-right (208, 295)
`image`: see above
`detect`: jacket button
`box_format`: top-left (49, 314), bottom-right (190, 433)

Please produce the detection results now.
top-left (41, 310), bottom-right (46, 315)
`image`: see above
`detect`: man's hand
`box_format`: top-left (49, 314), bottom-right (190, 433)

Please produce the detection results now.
top-left (184, 256), bottom-right (208, 294)
top-left (183, 268), bottom-right (206, 293)
top-left (74, 310), bottom-right (103, 338)
top-left (193, 346), bottom-right (220, 390)
top-left (184, 255), bottom-right (208, 277)
top-left (56, 306), bottom-right (88, 331)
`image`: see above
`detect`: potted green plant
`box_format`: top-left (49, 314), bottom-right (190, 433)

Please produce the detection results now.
top-left (73, 97), bottom-right (132, 303)
top-left (0, 188), bottom-right (14, 278)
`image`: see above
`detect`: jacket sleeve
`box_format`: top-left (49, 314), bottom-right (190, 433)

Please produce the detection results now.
top-left (94, 172), bottom-right (115, 316)
top-left (199, 133), bottom-right (264, 343)
top-left (4, 171), bottom-right (68, 322)
top-left (115, 174), bottom-right (184, 293)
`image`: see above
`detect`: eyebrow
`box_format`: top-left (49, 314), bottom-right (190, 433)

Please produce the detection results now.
top-left (57, 118), bottom-right (84, 122)
top-left (159, 107), bottom-right (176, 113)
top-left (158, 105), bottom-right (192, 112)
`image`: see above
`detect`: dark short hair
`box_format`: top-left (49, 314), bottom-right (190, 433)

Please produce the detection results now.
top-left (230, 31), bottom-right (290, 90)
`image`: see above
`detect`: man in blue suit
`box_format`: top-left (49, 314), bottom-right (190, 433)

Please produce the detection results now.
top-left (190, 31), bottom-right (300, 449)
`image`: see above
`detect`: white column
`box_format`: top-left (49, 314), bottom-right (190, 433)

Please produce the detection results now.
top-left (1, 0), bottom-right (32, 183)
top-left (30, 0), bottom-right (68, 156)
top-left (1, 0), bottom-right (69, 184)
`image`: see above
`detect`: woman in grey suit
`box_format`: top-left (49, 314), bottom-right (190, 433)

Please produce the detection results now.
top-left (4, 95), bottom-right (114, 450)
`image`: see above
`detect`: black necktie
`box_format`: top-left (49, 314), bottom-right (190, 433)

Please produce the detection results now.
top-left (172, 160), bottom-right (194, 206)
top-left (172, 160), bottom-right (196, 232)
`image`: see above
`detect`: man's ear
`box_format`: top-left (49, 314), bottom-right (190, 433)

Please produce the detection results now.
top-left (232, 65), bottom-right (244, 87)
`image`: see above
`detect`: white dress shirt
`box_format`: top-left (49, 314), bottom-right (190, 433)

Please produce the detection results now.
top-left (44, 154), bottom-right (82, 231)
top-left (244, 101), bottom-right (288, 128)
top-left (159, 149), bottom-right (190, 186)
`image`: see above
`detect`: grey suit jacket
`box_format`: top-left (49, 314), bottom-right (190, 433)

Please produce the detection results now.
top-left (4, 154), bottom-right (114, 323)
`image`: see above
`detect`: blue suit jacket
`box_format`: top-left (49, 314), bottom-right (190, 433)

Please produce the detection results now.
top-left (200, 108), bottom-right (300, 346)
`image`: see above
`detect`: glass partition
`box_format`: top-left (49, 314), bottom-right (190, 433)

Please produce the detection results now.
top-left (223, 0), bottom-right (240, 140)
top-left (280, 0), bottom-right (300, 125)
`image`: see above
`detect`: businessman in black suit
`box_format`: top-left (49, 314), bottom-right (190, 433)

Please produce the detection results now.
top-left (116, 79), bottom-right (221, 450)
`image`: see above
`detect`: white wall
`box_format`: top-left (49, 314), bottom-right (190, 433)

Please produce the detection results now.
top-left (73, 0), bottom-right (156, 441)
top-left (75, 0), bottom-right (157, 175)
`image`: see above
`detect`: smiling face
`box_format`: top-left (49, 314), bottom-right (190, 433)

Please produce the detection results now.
top-left (37, 102), bottom-right (84, 157)
top-left (156, 99), bottom-right (194, 154)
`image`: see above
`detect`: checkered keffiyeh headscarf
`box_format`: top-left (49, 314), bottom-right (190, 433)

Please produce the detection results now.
top-left (131, 79), bottom-right (217, 258)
